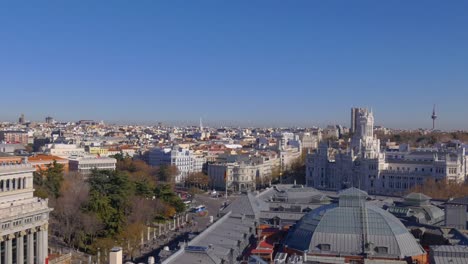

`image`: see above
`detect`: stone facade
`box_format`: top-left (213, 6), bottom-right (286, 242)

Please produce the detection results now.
top-left (149, 146), bottom-right (205, 183)
top-left (208, 155), bottom-right (279, 192)
top-left (68, 156), bottom-right (117, 175)
top-left (0, 163), bottom-right (52, 264)
top-left (306, 108), bottom-right (468, 195)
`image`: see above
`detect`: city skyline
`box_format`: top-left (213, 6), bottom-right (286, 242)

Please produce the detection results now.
top-left (1, 1), bottom-right (468, 129)
top-left (0, 104), bottom-right (456, 131)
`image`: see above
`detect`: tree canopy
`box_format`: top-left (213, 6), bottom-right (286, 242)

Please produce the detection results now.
top-left (39, 156), bottom-right (187, 258)
top-left (34, 160), bottom-right (65, 199)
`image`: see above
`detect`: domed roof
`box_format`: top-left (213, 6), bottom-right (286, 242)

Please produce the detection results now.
top-left (285, 188), bottom-right (425, 259)
top-left (404, 193), bottom-right (431, 206)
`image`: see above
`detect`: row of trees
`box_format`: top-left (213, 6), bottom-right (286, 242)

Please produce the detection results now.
top-left (184, 172), bottom-right (210, 190)
top-left (408, 178), bottom-right (468, 200)
top-left (34, 157), bottom-right (186, 261)
top-left (375, 131), bottom-right (468, 147)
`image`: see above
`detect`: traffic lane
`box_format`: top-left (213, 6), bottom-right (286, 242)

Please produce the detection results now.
top-left (190, 195), bottom-right (221, 231)
top-left (189, 194), bottom-right (237, 231)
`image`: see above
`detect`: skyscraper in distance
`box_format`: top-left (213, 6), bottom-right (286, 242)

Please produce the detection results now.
top-left (18, 113), bottom-right (25, 124)
top-left (350, 107), bottom-right (365, 134)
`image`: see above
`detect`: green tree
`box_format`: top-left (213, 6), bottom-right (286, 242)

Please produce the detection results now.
top-left (44, 161), bottom-right (65, 198)
top-left (154, 184), bottom-right (175, 202)
top-left (154, 184), bottom-right (185, 214)
top-left (135, 179), bottom-right (154, 198)
top-left (33, 160), bottom-right (65, 198)
top-left (86, 169), bottom-right (134, 235)
top-left (111, 153), bottom-right (125, 162)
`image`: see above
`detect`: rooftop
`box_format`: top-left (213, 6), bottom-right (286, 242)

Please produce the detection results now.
top-left (430, 245), bottom-right (468, 264)
top-left (28, 154), bottom-right (66, 162)
top-left (285, 188), bottom-right (426, 259)
top-left (163, 212), bottom-right (256, 264)
top-left (222, 192), bottom-right (269, 218)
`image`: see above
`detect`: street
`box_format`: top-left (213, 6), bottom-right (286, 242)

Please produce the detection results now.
top-left (133, 192), bottom-right (236, 263)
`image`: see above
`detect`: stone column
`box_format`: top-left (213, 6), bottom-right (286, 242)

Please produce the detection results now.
top-left (5, 234), bottom-right (13, 264)
top-left (2, 238), bottom-right (5, 264)
top-left (27, 231), bottom-right (34, 264)
top-left (42, 226), bottom-right (48, 263)
top-left (36, 229), bottom-right (43, 264)
top-left (158, 225), bottom-right (161, 236)
top-left (17, 232), bottom-right (26, 264)
top-left (147, 227), bottom-right (150, 241)
top-left (0, 238), bottom-right (3, 264)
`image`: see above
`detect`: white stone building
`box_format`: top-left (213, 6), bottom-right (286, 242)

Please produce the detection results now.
top-left (0, 162), bottom-right (52, 264)
top-left (299, 131), bottom-right (321, 150)
top-left (44, 144), bottom-right (86, 158)
top-left (273, 132), bottom-right (302, 172)
top-left (68, 156), bottom-right (117, 175)
top-left (280, 148), bottom-right (302, 171)
top-left (322, 125), bottom-right (340, 139)
top-left (306, 108), bottom-right (468, 195)
top-left (208, 154), bottom-right (279, 192)
top-left (149, 146), bottom-right (205, 183)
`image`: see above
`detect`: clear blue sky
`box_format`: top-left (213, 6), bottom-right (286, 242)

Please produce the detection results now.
top-left (1, 1), bottom-right (467, 129)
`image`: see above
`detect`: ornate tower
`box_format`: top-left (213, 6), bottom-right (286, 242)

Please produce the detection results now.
top-left (350, 108), bottom-right (380, 159)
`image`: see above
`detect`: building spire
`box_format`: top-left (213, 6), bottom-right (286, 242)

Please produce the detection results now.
top-left (199, 117), bottom-right (203, 132)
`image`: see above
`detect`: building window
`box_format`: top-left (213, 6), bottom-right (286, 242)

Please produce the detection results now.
top-left (375, 246), bottom-right (388, 254)
top-left (319, 244), bottom-right (331, 251)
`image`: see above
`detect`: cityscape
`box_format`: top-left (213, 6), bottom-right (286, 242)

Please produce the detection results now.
top-left (1, 1), bottom-right (468, 264)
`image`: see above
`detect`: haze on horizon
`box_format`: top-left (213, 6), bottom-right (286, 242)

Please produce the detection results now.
top-left (1, 1), bottom-right (467, 130)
